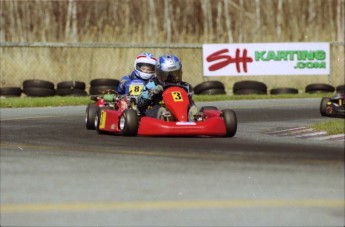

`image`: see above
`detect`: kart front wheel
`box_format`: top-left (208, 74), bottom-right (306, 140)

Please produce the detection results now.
top-left (222, 109), bottom-right (237, 137)
top-left (94, 107), bottom-right (111, 134)
top-left (320, 97), bottom-right (331, 116)
top-left (119, 109), bottom-right (139, 136)
top-left (85, 103), bottom-right (97, 130)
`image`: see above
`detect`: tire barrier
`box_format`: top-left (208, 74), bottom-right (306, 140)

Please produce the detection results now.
top-left (0, 87), bottom-right (22, 97)
top-left (89, 78), bottom-right (120, 95)
top-left (194, 81), bottom-right (226, 95)
top-left (22, 79), bottom-right (55, 97)
top-left (270, 87), bottom-right (299, 95)
top-left (305, 83), bottom-right (335, 93)
top-left (233, 80), bottom-right (267, 95)
top-left (56, 81), bottom-right (87, 96)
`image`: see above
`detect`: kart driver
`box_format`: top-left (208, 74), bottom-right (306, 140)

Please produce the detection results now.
top-left (103, 52), bottom-right (157, 102)
top-left (117, 52), bottom-right (157, 95)
top-left (137, 54), bottom-right (197, 121)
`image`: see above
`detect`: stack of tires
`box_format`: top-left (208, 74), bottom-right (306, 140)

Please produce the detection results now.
top-left (305, 83), bottom-right (335, 93)
top-left (0, 87), bottom-right (22, 97)
top-left (269, 87), bottom-right (299, 95)
top-left (89, 78), bottom-right (120, 95)
top-left (233, 80), bottom-right (267, 95)
top-left (194, 81), bottom-right (226, 95)
top-left (23, 79), bottom-right (55, 97)
top-left (56, 81), bottom-right (87, 96)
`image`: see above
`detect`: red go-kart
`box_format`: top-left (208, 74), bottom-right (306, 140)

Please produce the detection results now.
top-left (85, 89), bottom-right (139, 134)
top-left (87, 86), bottom-right (238, 137)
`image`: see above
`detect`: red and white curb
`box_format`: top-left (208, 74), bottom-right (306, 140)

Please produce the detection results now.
top-left (267, 127), bottom-right (345, 141)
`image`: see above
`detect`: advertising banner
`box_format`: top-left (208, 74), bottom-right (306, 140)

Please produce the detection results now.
top-left (203, 43), bottom-right (330, 76)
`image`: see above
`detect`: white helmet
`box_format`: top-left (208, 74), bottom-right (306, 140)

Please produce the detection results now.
top-left (133, 52), bottom-right (157, 80)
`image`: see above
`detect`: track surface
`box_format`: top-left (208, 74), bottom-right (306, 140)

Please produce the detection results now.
top-left (1, 98), bottom-right (344, 226)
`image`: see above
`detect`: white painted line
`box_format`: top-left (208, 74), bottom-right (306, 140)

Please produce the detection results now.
top-left (312, 134), bottom-right (345, 141)
top-left (295, 131), bottom-right (327, 138)
top-left (278, 128), bottom-right (315, 136)
top-left (267, 127), bottom-right (307, 134)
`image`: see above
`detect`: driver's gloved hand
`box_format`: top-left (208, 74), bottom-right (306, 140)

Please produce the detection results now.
top-left (152, 85), bottom-right (163, 95)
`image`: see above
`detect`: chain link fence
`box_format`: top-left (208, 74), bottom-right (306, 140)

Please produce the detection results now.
top-left (0, 42), bottom-right (344, 94)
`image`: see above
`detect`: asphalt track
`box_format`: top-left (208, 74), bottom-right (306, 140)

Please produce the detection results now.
top-left (0, 98), bottom-right (344, 226)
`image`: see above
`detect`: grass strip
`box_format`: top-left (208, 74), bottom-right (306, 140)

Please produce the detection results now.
top-left (0, 93), bottom-right (335, 108)
top-left (311, 119), bottom-right (345, 135)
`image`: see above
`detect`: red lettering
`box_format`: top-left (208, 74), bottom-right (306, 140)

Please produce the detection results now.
top-left (206, 48), bottom-right (253, 73)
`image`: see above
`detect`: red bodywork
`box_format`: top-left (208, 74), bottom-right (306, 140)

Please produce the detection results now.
top-left (137, 87), bottom-right (228, 136)
top-left (96, 97), bottom-right (130, 133)
top-left (96, 86), bottom-right (231, 137)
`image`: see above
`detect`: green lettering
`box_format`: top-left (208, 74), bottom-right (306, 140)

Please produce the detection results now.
top-left (318, 62), bottom-right (326, 68)
top-left (287, 51), bottom-right (297, 60)
top-left (255, 51), bottom-right (266, 61)
top-left (298, 51), bottom-right (314, 61)
top-left (266, 51), bottom-right (276, 61)
top-left (277, 51), bottom-right (288, 60)
top-left (315, 51), bottom-right (326, 60)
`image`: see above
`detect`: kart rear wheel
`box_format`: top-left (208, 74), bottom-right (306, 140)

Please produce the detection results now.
top-left (119, 109), bottom-right (138, 136)
top-left (320, 97), bottom-right (331, 116)
top-left (85, 103), bottom-right (97, 129)
top-left (222, 109), bottom-right (237, 137)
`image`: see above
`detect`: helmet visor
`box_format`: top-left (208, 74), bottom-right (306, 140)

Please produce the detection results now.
top-left (137, 63), bottom-right (155, 73)
top-left (157, 70), bottom-right (182, 83)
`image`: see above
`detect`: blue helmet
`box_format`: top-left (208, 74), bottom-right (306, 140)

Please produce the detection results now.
top-left (133, 52), bottom-right (157, 80)
top-left (156, 54), bottom-right (182, 84)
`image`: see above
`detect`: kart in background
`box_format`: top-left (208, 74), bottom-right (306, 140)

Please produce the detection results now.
top-left (91, 85), bottom-right (237, 137)
top-left (320, 93), bottom-right (345, 118)
top-left (85, 89), bottom-right (139, 133)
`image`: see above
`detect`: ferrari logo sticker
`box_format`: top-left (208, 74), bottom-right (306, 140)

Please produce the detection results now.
top-left (172, 92), bottom-right (183, 102)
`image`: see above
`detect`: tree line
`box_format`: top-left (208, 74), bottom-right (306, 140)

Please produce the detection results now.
top-left (1, 0), bottom-right (344, 43)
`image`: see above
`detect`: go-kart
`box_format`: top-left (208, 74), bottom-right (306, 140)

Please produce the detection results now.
top-left (85, 89), bottom-right (139, 133)
top-left (320, 93), bottom-right (345, 118)
top-left (91, 85), bottom-right (237, 137)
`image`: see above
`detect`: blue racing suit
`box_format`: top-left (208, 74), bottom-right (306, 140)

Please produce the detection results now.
top-left (117, 71), bottom-right (146, 95)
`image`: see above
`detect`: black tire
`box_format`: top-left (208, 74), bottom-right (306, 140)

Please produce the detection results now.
top-left (199, 88), bottom-right (226, 95)
top-left (233, 89), bottom-right (267, 95)
top-left (233, 80), bottom-right (267, 93)
top-left (222, 109), bottom-right (237, 137)
top-left (305, 83), bottom-right (335, 93)
top-left (89, 85), bottom-right (118, 95)
top-left (270, 87), bottom-right (299, 95)
top-left (85, 103), bottom-right (98, 130)
top-left (23, 79), bottom-right (54, 90)
top-left (0, 87), bottom-right (22, 97)
top-left (336, 84), bottom-right (345, 94)
top-left (119, 109), bottom-right (139, 136)
top-left (23, 87), bottom-right (55, 97)
top-left (194, 81), bottom-right (225, 94)
top-left (57, 81), bottom-right (86, 90)
top-left (90, 79), bottom-right (120, 87)
top-left (320, 97), bottom-right (331, 116)
top-left (94, 107), bottom-right (112, 134)
top-left (199, 106), bottom-right (218, 112)
top-left (56, 88), bottom-right (87, 96)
